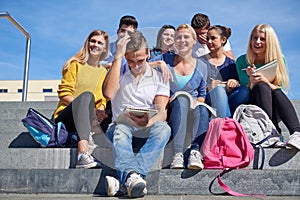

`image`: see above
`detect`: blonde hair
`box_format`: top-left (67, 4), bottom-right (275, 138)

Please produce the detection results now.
top-left (246, 24), bottom-right (289, 90)
top-left (176, 24), bottom-right (197, 41)
top-left (63, 30), bottom-right (109, 70)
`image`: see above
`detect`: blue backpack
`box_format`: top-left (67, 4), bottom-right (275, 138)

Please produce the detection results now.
top-left (22, 108), bottom-right (69, 147)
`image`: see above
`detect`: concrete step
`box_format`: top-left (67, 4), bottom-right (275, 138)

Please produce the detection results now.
top-left (0, 168), bottom-right (299, 196)
top-left (1, 101), bottom-right (300, 196)
top-left (0, 101), bottom-right (57, 120)
top-left (1, 101), bottom-right (300, 170)
top-left (1, 145), bottom-right (299, 170)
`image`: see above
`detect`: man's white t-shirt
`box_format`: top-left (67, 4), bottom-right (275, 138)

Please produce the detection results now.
top-left (111, 63), bottom-right (170, 122)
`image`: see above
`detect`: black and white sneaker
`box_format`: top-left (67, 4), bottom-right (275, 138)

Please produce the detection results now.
top-left (125, 172), bottom-right (147, 198)
top-left (75, 151), bottom-right (101, 169)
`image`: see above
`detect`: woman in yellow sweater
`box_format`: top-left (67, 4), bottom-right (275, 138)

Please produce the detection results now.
top-left (53, 30), bottom-right (109, 168)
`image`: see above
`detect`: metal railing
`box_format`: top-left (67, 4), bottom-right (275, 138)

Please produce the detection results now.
top-left (0, 11), bottom-right (31, 102)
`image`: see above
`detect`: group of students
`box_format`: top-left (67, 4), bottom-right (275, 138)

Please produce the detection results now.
top-left (52, 13), bottom-right (300, 198)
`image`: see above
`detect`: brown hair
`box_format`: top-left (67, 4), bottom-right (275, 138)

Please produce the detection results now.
top-left (191, 13), bottom-right (210, 29)
top-left (208, 25), bottom-right (231, 46)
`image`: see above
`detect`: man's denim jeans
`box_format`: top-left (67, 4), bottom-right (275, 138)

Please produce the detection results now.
top-left (106, 121), bottom-right (171, 184)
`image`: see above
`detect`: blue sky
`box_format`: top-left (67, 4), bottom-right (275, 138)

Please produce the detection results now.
top-left (1, 0), bottom-right (300, 99)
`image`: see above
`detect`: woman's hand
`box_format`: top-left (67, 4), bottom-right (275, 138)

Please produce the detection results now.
top-left (247, 64), bottom-right (278, 90)
top-left (95, 107), bottom-right (108, 123)
top-left (226, 79), bottom-right (239, 89)
top-left (149, 60), bottom-right (173, 83)
top-left (245, 64), bottom-right (256, 76)
top-left (208, 79), bottom-right (224, 90)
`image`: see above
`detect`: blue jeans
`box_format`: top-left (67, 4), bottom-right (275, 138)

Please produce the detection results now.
top-left (206, 86), bottom-right (231, 117)
top-left (206, 85), bottom-right (250, 117)
top-left (168, 95), bottom-right (209, 153)
top-left (106, 121), bottom-right (171, 184)
top-left (229, 85), bottom-right (250, 115)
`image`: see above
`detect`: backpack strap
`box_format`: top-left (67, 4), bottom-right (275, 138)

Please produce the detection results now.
top-left (254, 145), bottom-right (265, 169)
top-left (252, 130), bottom-right (277, 170)
top-left (217, 169), bottom-right (266, 197)
top-left (55, 122), bottom-right (65, 147)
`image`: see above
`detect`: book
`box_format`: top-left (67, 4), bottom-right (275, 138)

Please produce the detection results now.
top-left (122, 106), bottom-right (158, 118)
top-left (249, 60), bottom-right (277, 89)
top-left (170, 91), bottom-right (217, 117)
top-left (253, 60), bottom-right (277, 82)
top-left (114, 106), bottom-right (158, 127)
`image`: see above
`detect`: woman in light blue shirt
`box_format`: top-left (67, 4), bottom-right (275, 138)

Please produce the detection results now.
top-left (151, 24), bottom-right (209, 170)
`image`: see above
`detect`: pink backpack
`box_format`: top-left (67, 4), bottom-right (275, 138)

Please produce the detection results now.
top-left (201, 117), bottom-right (256, 196)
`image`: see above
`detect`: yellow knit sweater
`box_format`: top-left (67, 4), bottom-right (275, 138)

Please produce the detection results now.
top-left (53, 61), bottom-right (107, 120)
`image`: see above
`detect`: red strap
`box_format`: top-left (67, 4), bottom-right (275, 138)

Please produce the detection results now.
top-left (217, 169), bottom-right (266, 197)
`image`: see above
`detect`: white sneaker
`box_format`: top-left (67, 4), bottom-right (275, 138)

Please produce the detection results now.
top-left (187, 150), bottom-right (204, 170)
top-left (105, 176), bottom-right (126, 197)
top-left (170, 152), bottom-right (184, 169)
top-left (76, 152), bottom-right (101, 169)
top-left (286, 131), bottom-right (300, 150)
top-left (125, 172), bottom-right (147, 198)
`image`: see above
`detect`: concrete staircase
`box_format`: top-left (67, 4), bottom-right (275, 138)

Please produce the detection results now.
top-left (0, 101), bottom-right (299, 196)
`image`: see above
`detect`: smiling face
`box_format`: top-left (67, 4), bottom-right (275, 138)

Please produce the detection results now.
top-left (160, 28), bottom-right (175, 50)
top-left (174, 28), bottom-right (196, 55)
top-left (88, 35), bottom-right (106, 57)
top-left (251, 30), bottom-right (266, 56)
top-left (206, 29), bottom-right (226, 52)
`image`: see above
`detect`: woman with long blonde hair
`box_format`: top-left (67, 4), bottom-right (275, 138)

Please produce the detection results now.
top-left (53, 30), bottom-right (110, 168)
top-left (151, 24), bottom-right (209, 169)
top-left (236, 24), bottom-right (300, 150)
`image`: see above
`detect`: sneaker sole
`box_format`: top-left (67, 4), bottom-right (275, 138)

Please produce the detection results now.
top-left (187, 162), bottom-right (204, 170)
top-left (128, 181), bottom-right (146, 198)
top-left (105, 176), bottom-right (117, 197)
top-left (170, 165), bottom-right (184, 169)
top-left (286, 141), bottom-right (300, 150)
top-left (76, 162), bottom-right (98, 169)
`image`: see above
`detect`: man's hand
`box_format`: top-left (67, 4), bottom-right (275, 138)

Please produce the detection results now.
top-left (129, 113), bottom-right (149, 127)
top-left (115, 34), bottom-right (130, 60)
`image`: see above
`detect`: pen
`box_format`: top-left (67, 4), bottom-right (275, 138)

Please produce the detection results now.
top-left (210, 78), bottom-right (227, 84)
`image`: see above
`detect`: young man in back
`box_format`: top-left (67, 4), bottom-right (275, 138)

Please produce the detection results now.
top-left (191, 13), bottom-right (235, 60)
top-left (103, 15), bottom-right (138, 71)
top-left (102, 31), bottom-right (171, 198)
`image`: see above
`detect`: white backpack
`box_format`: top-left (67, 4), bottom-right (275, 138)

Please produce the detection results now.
top-left (233, 104), bottom-right (282, 147)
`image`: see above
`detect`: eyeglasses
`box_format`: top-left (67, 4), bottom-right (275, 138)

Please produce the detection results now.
top-left (89, 39), bottom-right (104, 45)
